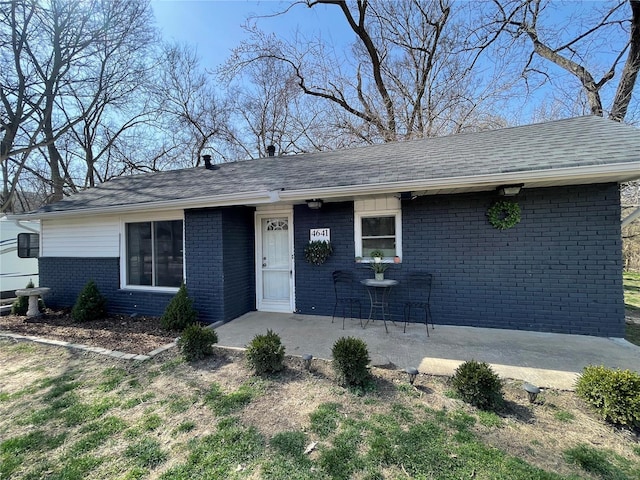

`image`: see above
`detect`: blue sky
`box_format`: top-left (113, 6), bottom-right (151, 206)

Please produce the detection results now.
top-left (150, 1), bottom-right (636, 125)
top-left (151, 0), bottom-right (351, 70)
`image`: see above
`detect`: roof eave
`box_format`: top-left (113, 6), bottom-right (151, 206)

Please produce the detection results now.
top-left (278, 161), bottom-right (640, 202)
top-left (9, 161), bottom-right (640, 220)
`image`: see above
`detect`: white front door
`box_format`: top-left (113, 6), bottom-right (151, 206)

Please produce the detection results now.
top-left (256, 212), bottom-right (294, 312)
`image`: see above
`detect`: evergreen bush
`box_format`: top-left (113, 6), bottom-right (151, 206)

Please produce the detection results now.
top-left (246, 329), bottom-right (285, 375)
top-left (575, 365), bottom-right (640, 429)
top-left (160, 282), bottom-right (197, 331)
top-left (331, 336), bottom-right (370, 387)
top-left (451, 360), bottom-right (503, 411)
top-left (71, 280), bottom-right (107, 322)
top-left (177, 323), bottom-right (218, 362)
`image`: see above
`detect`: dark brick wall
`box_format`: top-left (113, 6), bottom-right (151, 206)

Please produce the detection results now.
top-left (294, 184), bottom-right (624, 337)
top-left (294, 201), bottom-right (360, 316)
top-left (222, 207), bottom-right (256, 320)
top-left (185, 206), bottom-right (255, 324)
top-left (185, 208), bottom-right (224, 323)
top-left (38, 257), bottom-right (174, 316)
top-left (39, 183), bottom-right (624, 337)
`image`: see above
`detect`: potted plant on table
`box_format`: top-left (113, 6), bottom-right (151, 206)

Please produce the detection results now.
top-left (369, 250), bottom-right (389, 280)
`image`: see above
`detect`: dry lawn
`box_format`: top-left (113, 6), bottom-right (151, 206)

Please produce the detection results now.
top-left (1, 338), bottom-right (638, 479)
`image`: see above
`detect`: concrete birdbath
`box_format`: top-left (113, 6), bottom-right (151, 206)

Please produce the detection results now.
top-left (14, 287), bottom-right (50, 318)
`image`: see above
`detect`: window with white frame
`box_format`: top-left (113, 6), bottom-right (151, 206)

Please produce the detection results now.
top-left (354, 198), bottom-right (402, 260)
top-left (125, 220), bottom-right (183, 287)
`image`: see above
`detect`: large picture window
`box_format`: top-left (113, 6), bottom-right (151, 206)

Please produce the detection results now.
top-left (126, 220), bottom-right (183, 288)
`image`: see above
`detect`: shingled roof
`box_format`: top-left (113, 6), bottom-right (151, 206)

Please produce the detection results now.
top-left (24, 116), bottom-right (640, 217)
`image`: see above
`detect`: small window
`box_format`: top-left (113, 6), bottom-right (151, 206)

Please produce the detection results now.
top-left (126, 220), bottom-right (183, 287)
top-left (17, 233), bottom-right (39, 258)
top-left (354, 211), bottom-right (402, 260)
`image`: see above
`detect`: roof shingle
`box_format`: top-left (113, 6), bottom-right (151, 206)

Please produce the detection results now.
top-left (34, 116), bottom-right (640, 215)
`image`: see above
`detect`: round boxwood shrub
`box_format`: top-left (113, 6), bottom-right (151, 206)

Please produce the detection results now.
top-left (161, 282), bottom-right (197, 331)
top-left (451, 360), bottom-right (503, 411)
top-left (331, 336), bottom-right (370, 387)
top-left (575, 365), bottom-right (640, 429)
top-left (71, 280), bottom-right (107, 322)
top-left (177, 323), bottom-right (218, 362)
top-left (246, 329), bottom-right (286, 375)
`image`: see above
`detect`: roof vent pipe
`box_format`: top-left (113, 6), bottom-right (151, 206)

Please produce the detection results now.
top-left (266, 145), bottom-right (276, 157)
top-left (202, 154), bottom-right (218, 170)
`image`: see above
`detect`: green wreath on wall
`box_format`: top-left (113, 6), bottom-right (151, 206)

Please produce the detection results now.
top-left (304, 240), bottom-right (333, 265)
top-left (487, 200), bottom-right (521, 230)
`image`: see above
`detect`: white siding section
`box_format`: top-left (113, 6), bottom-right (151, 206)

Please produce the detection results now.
top-left (42, 216), bottom-right (120, 257)
top-left (354, 195), bottom-right (400, 212)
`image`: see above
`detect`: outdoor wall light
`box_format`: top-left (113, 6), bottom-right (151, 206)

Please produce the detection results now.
top-left (523, 382), bottom-right (541, 403)
top-left (302, 353), bottom-right (313, 370)
top-left (306, 199), bottom-right (323, 210)
top-left (405, 367), bottom-right (419, 385)
top-left (497, 184), bottom-right (523, 196)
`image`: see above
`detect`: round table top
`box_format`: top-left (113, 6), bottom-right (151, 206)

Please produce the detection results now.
top-left (360, 279), bottom-right (398, 287)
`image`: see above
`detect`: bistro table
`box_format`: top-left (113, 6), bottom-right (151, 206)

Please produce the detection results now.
top-left (360, 278), bottom-right (398, 333)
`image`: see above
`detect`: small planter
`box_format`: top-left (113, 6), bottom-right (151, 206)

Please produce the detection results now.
top-left (375, 273), bottom-right (384, 281)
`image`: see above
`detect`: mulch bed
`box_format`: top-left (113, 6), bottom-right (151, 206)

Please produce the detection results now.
top-left (0, 309), bottom-right (177, 355)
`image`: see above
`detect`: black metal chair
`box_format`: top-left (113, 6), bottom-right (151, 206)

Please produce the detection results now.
top-left (332, 270), bottom-right (363, 329)
top-left (403, 272), bottom-right (434, 335)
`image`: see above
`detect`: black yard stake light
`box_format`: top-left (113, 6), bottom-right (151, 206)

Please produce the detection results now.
top-left (302, 354), bottom-right (313, 371)
top-left (523, 383), bottom-right (541, 403)
top-left (405, 367), bottom-right (419, 385)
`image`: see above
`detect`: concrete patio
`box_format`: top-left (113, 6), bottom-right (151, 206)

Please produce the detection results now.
top-left (214, 312), bottom-right (640, 390)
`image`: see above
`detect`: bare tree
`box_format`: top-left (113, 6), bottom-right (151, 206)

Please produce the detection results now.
top-left (0, 0), bottom-right (157, 211)
top-left (226, 0), bottom-right (508, 145)
top-left (151, 43), bottom-right (231, 167)
top-left (224, 56), bottom-right (340, 158)
top-left (475, 0), bottom-right (640, 123)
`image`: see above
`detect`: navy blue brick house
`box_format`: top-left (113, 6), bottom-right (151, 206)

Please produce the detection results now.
top-left (24, 117), bottom-right (640, 337)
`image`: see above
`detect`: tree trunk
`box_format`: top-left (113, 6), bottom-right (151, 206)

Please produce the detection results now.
top-left (610, 0), bottom-right (640, 122)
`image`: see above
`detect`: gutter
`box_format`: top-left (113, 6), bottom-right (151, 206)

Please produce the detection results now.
top-left (279, 162), bottom-right (640, 202)
top-left (8, 161), bottom-right (640, 220)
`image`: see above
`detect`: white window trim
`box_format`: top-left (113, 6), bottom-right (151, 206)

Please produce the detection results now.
top-left (119, 211), bottom-right (185, 292)
top-left (354, 208), bottom-right (402, 262)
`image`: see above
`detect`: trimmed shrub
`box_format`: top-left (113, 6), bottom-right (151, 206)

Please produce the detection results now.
top-left (177, 323), bottom-right (218, 362)
top-left (71, 280), bottom-right (107, 322)
top-left (331, 336), bottom-right (370, 387)
top-left (11, 280), bottom-right (45, 315)
top-left (451, 360), bottom-right (503, 411)
top-left (160, 282), bottom-right (197, 331)
top-left (246, 329), bottom-right (285, 375)
top-left (575, 365), bottom-right (640, 429)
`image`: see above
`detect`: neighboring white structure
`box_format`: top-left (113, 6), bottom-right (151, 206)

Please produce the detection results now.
top-left (0, 216), bottom-right (39, 294)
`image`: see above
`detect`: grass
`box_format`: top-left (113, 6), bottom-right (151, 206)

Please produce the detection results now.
top-left (204, 378), bottom-right (266, 415)
top-left (1, 339), bottom-right (639, 479)
top-left (623, 271), bottom-right (640, 310)
top-left (623, 272), bottom-right (640, 346)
